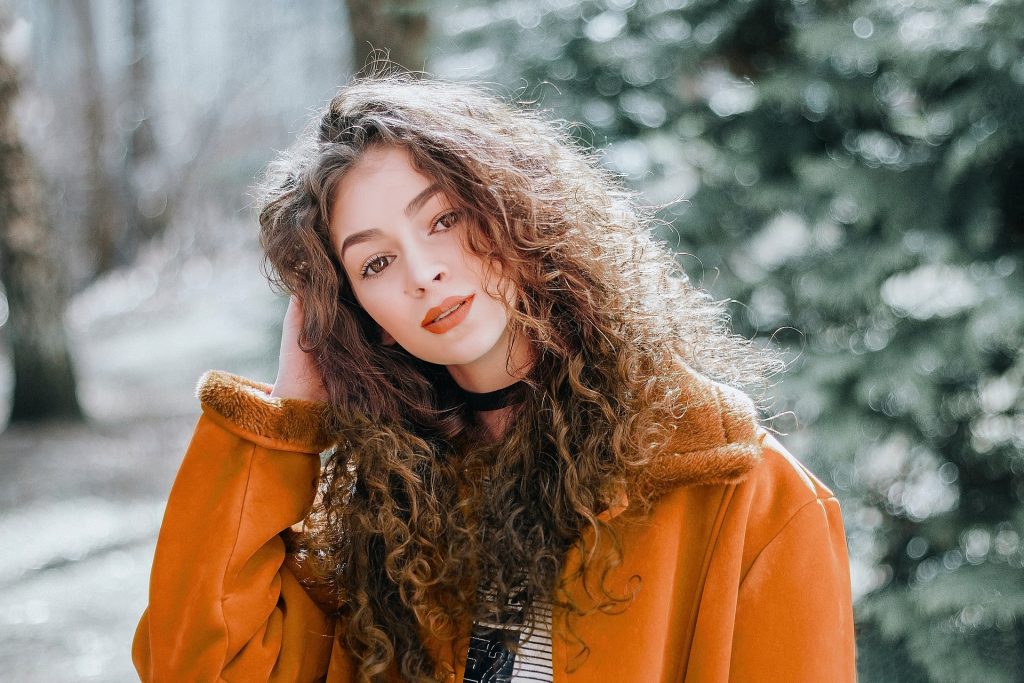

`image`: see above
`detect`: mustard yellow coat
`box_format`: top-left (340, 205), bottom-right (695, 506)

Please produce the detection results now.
top-left (132, 369), bottom-right (856, 682)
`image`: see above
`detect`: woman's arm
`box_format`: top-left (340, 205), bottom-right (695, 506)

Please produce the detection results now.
top-left (132, 370), bottom-right (337, 682)
top-left (721, 432), bottom-right (857, 681)
top-left (133, 297), bottom-right (339, 681)
top-left (728, 492), bottom-right (856, 681)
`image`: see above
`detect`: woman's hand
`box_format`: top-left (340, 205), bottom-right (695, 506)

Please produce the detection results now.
top-left (269, 295), bottom-right (329, 402)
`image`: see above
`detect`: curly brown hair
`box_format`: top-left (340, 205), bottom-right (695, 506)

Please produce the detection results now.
top-left (257, 70), bottom-right (774, 681)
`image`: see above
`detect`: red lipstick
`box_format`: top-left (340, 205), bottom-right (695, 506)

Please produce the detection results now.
top-left (421, 294), bottom-right (474, 334)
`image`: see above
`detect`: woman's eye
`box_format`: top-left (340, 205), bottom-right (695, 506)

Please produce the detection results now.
top-left (360, 255), bottom-right (391, 278)
top-left (357, 213), bottom-right (460, 280)
top-left (433, 210), bottom-right (462, 232)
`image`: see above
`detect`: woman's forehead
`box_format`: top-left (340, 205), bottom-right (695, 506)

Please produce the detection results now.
top-left (328, 148), bottom-right (454, 255)
top-left (341, 146), bottom-right (429, 192)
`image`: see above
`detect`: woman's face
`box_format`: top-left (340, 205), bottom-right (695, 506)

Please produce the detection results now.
top-left (329, 145), bottom-right (521, 387)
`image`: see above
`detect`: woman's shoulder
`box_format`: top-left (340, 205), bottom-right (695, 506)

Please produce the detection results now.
top-left (635, 430), bottom-right (844, 592)
top-left (749, 430), bottom-right (836, 504)
top-left (647, 427), bottom-right (836, 527)
top-left (632, 360), bottom-right (834, 516)
top-left (728, 429), bottom-right (838, 531)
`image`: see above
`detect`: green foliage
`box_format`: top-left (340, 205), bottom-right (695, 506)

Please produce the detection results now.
top-left (440, 0), bottom-right (1024, 678)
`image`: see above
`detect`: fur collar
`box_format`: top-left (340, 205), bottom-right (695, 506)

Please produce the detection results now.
top-left (197, 365), bottom-right (764, 496)
top-left (629, 365), bottom-right (764, 503)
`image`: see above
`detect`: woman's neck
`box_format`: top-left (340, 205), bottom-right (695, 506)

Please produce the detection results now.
top-left (445, 327), bottom-right (533, 442)
top-left (446, 327), bottom-right (534, 394)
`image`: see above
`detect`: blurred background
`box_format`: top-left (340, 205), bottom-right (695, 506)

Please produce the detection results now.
top-left (0, 0), bottom-right (1021, 680)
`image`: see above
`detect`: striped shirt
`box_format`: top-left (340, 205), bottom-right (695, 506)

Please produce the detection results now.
top-left (464, 584), bottom-right (554, 683)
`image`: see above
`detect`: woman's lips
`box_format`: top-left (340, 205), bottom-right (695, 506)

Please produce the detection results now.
top-left (421, 294), bottom-right (474, 334)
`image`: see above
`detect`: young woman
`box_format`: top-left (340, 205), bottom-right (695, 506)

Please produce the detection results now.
top-left (132, 73), bottom-right (856, 682)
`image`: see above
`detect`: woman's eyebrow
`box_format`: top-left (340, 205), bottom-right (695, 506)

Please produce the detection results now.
top-left (339, 183), bottom-right (442, 261)
top-left (404, 183), bottom-right (442, 217)
top-left (340, 228), bottom-right (385, 261)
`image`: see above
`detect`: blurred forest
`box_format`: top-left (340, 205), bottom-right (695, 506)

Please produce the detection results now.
top-left (0, 0), bottom-right (1022, 681)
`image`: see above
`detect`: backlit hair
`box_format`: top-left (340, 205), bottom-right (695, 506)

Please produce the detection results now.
top-left (257, 70), bottom-right (774, 682)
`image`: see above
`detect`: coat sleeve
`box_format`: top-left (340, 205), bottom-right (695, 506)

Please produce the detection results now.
top-left (727, 495), bottom-right (857, 682)
top-left (132, 370), bottom-right (340, 682)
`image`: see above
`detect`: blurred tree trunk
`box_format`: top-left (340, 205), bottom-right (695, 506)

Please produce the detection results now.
top-left (0, 14), bottom-right (83, 423)
top-left (122, 0), bottom-right (166, 254)
top-left (344, 0), bottom-right (429, 73)
top-left (69, 0), bottom-right (123, 276)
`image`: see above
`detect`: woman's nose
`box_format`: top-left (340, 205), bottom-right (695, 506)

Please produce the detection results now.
top-left (405, 254), bottom-right (448, 294)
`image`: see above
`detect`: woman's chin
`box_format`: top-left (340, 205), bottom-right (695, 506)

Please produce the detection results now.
top-left (415, 341), bottom-right (505, 370)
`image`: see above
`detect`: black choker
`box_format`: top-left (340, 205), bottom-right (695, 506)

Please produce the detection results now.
top-left (455, 380), bottom-right (529, 411)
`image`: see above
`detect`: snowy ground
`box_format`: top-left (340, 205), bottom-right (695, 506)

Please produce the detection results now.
top-left (0, 225), bottom-right (286, 682)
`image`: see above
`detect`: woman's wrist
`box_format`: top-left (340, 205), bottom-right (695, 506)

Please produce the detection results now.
top-left (197, 370), bottom-right (335, 452)
top-left (269, 376), bottom-right (328, 402)
top-left (270, 382), bottom-right (312, 401)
